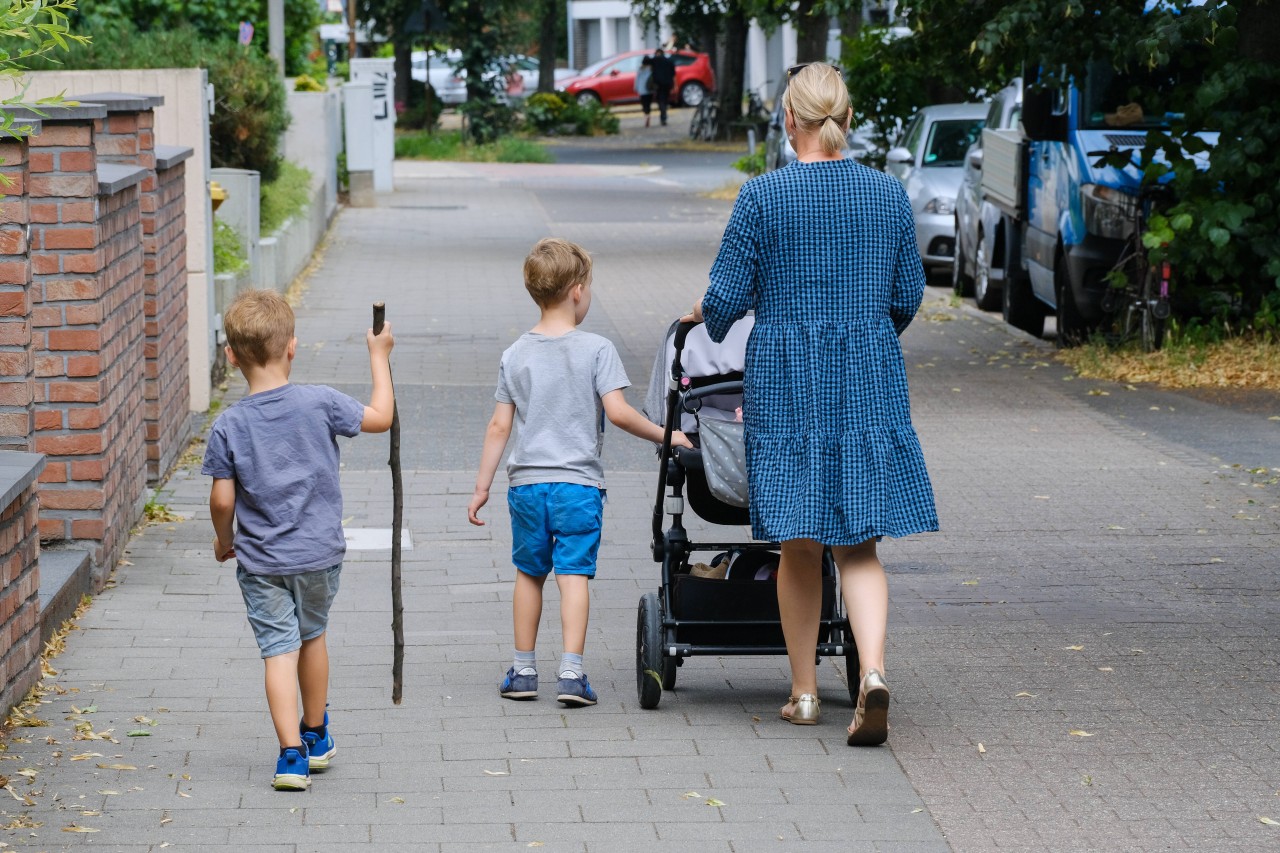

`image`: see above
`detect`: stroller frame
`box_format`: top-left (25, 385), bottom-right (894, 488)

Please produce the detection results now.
top-left (636, 320), bottom-right (859, 709)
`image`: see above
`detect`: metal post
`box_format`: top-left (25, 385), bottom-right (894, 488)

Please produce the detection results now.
top-left (566, 1), bottom-right (575, 70)
top-left (268, 0), bottom-right (285, 76)
top-left (748, 128), bottom-right (756, 156)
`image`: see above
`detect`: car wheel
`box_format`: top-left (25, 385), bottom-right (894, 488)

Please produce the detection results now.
top-left (951, 225), bottom-right (974, 297)
top-left (973, 234), bottom-right (1001, 311)
top-left (575, 91), bottom-right (601, 108)
top-left (679, 81), bottom-right (706, 108)
top-left (1054, 251), bottom-right (1091, 347)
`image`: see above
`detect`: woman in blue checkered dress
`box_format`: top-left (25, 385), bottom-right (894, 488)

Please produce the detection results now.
top-left (686, 63), bottom-right (937, 746)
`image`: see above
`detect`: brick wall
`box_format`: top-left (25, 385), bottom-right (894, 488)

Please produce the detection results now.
top-left (0, 136), bottom-right (35, 453)
top-left (28, 116), bottom-right (148, 577)
top-left (86, 96), bottom-right (191, 482)
top-left (146, 156), bottom-right (191, 480)
top-left (0, 478), bottom-right (43, 716)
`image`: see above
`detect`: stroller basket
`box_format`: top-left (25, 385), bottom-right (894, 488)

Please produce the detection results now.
top-left (635, 319), bottom-right (857, 710)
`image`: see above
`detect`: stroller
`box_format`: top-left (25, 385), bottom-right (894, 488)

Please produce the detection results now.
top-left (636, 319), bottom-right (858, 709)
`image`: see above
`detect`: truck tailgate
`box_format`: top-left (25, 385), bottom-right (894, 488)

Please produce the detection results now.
top-left (981, 128), bottom-right (1025, 218)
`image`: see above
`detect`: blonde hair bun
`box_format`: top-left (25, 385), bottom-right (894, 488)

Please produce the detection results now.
top-left (783, 63), bottom-right (850, 157)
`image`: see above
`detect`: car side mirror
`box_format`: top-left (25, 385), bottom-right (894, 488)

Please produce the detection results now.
top-left (967, 148), bottom-right (984, 170)
top-left (609, 69), bottom-right (620, 77)
top-left (885, 147), bottom-right (913, 165)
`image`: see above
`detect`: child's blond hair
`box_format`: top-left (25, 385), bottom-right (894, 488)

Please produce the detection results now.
top-left (223, 289), bottom-right (295, 367)
top-left (523, 238), bottom-right (592, 309)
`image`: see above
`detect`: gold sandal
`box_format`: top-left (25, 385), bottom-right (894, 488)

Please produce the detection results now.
top-left (847, 670), bottom-right (889, 746)
top-left (780, 693), bottom-right (821, 725)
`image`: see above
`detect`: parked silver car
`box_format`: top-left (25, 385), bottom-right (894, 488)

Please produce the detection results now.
top-left (763, 74), bottom-right (877, 172)
top-left (884, 103), bottom-right (987, 274)
top-left (423, 54), bottom-right (578, 105)
top-left (953, 80), bottom-right (1023, 310)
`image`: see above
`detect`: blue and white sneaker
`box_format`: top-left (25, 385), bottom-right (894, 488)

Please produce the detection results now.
top-left (301, 725), bottom-right (335, 771)
top-left (272, 744), bottom-right (311, 791)
top-left (556, 672), bottom-right (598, 707)
top-left (500, 667), bottom-right (538, 700)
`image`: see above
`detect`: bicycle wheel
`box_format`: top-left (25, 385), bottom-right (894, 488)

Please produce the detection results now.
top-left (1140, 264), bottom-right (1168, 352)
top-left (688, 105), bottom-right (703, 140)
top-left (703, 103), bottom-right (719, 141)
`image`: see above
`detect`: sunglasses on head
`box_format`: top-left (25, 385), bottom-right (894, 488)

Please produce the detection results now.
top-left (787, 63), bottom-right (842, 78)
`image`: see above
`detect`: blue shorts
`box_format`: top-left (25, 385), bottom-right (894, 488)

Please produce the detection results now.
top-left (508, 483), bottom-right (603, 578)
top-left (237, 563), bottom-right (342, 658)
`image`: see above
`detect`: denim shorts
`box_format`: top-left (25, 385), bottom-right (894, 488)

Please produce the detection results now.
top-left (508, 483), bottom-right (604, 578)
top-left (237, 563), bottom-right (342, 658)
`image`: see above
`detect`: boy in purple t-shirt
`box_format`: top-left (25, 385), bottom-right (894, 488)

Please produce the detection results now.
top-left (202, 290), bottom-right (394, 791)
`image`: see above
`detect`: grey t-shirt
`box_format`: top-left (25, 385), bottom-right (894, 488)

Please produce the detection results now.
top-left (201, 383), bottom-right (365, 575)
top-left (496, 330), bottom-right (630, 489)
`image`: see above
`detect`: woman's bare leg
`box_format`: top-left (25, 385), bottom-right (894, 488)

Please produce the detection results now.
top-left (776, 537), bottom-right (824, 714)
top-left (832, 539), bottom-right (887, 680)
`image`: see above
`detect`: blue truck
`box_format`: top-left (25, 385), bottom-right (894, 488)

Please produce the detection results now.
top-left (979, 63), bottom-right (1183, 343)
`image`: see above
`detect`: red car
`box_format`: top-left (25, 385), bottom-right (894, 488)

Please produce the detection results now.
top-left (560, 49), bottom-right (715, 108)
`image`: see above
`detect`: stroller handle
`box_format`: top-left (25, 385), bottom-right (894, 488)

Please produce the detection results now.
top-left (673, 319), bottom-right (701, 356)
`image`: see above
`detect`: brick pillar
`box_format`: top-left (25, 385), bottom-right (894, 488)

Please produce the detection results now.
top-left (0, 129), bottom-right (38, 452)
top-left (26, 105), bottom-right (149, 580)
top-left (81, 93), bottom-right (190, 483)
top-left (0, 458), bottom-right (46, 717)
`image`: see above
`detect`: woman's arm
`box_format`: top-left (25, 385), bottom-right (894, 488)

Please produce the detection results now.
top-left (889, 198), bottom-right (927, 336)
top-left (702, 184), bottom-right (762, 341)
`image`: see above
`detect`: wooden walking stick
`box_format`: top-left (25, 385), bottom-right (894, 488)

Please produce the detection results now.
top-left (373, 302), bottom-right (405, 704)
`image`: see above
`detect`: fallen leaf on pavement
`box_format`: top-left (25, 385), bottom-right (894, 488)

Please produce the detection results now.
top-left (127, 730), bottom-right (151, 737)
top-left (1064, 645), bottom-right (1084, 651)
top-left (1069, 730), bottom-right (1095, 737)
top-left (482, 770), bottom-right (508, 777)
top-left (96, 763), bottom-right (136, 770)
top-left (977, 743), bottom-right (986, 754)
top-left (682, 791), bottom-right (701, 799)
top-left (1259, 816), bottom-right (1278, 826)
top-left (705, 798), bottom-right (726, 807)
top-left (70, 753), bottom-right (103, 761)
top-left (388, 797), bottom-right (405, 804)
top-left (62, 825), bottom-right (99, 833)
top-left (1015, 692), bottom-right (1036, 698)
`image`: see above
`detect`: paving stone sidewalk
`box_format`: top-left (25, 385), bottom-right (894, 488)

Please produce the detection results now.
top-left (2, 154), bottom-right (1277, 853)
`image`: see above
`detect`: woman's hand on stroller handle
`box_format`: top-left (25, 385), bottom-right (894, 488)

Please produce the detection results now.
top-left (670, 429), bottom-right (693, 450)
top-left (680, 297), bottom-right (704, 325)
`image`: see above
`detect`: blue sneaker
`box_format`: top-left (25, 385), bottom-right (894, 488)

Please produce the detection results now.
top-left (272, 745), bottom-right (310, 791)
top-left (301, 724), bottom-right (335, 771)
top-left (500, 667), bottom-right (538, 700)
top-left (556, 672), bottom-right (598, 707)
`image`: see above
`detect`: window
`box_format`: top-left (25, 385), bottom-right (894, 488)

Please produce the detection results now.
top-left (608, 55), bottom-right (643, 75)
top-left (923, 119), bottom-right (985, 167)
top-left (671, 54), bottom-right (696, 67)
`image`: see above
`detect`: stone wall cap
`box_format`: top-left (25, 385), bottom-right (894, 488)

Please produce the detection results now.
top-left (5, 103), bottom-right (108, 121)
top-left (0, 450), bottom-right (45, 509)
top-left (74, 92), bottom-right (165, 112)
top-left (155, 144), bottom-right (194, 170)
top-left (0, 120), bottom-right (42, 138)
top-left (97, 162), bottom-right (148, 196)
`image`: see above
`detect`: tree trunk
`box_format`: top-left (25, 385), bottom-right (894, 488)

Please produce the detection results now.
top-left (537, 0), bottom-right (559, 93)
top-left (715, 6), bottom-right (748, 137)
top-left (394, 41), bottom-right (412, 107)
top-left (794, 0), bottom-right (828, 64)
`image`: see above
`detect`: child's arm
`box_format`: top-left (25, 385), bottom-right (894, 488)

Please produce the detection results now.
top-left (361, 323), bottom-right (396, 433)
top-left (602, 389), bottom-right (693, 449)
top-left (467, 401), bottom-right (516, 526)
top-left (209, 478), bottom-right (237, 562)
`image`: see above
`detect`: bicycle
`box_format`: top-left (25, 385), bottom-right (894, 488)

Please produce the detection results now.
top-left (688, 94), bottom-right (719, 142)
top-left (1101, 185), bottom-right (1173, 352)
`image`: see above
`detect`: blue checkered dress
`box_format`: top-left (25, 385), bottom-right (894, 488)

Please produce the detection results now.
top-left (701, 159), bottom-right (938, 545)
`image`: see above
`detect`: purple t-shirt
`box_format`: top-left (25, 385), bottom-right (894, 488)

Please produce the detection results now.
top-left (202, 383), bottom-right (365, 575)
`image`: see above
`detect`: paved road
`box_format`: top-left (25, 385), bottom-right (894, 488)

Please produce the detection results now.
top-left (4, 131), bottom-right (1278, 852)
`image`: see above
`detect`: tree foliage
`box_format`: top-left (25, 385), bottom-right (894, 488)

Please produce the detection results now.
top-left (73, 0), bottom-right (319, 76)
top-left (0, 0), bottom-right (89, 139)
top-left (844, 0), bottom-right (1280, 329)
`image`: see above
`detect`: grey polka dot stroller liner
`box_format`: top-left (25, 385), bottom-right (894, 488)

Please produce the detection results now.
top-left (634, 319), bottom-right (857, 710)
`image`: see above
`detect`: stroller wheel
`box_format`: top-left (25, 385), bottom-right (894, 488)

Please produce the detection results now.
top-left (661, 654), bottom-right (678, 691)
top-left (637, 592), bottom-right (664, 709)
top-left (843, 620), bottom-right (861, 706)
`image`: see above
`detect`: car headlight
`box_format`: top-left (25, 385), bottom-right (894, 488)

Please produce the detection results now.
top-left (922, 196), bottom-right (954, 215)
top-left (1081, 184), bottom-right (1137, 240)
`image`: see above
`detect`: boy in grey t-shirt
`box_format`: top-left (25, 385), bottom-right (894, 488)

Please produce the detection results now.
top-left (468, 238), bottom-right (690, 706)
top-left (202, 290), bottom-right (395, 791)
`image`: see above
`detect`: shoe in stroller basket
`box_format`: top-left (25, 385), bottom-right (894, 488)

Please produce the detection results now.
top-left (636, 318), bottom-right (858, 710)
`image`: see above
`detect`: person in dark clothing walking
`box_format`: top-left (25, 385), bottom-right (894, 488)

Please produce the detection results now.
top-left (650, 49), bottom-right (676, 126)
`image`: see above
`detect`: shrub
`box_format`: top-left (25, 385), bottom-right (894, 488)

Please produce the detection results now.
top-left (460, 99), bottom-right (516, 144)
top-left (293, 74), bottom-right (326, 92)
top-left (733, 151), bottom-right (765, 178)
top-left (521, 92), bottom-right (619, 137)
top-left (212, 219), bottom-right (247, 274)
top-left (259, 160), bottom-right (312, 237)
